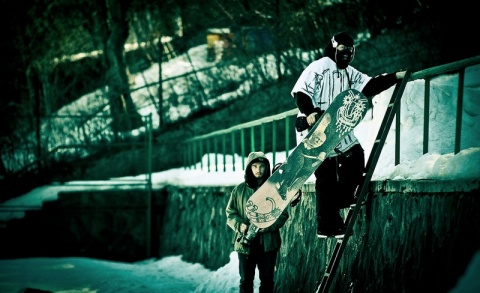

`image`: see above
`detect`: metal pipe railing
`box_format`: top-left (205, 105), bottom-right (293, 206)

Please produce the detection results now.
top-left (185, 109), bottom-right (296, 171)
top-left (184, 55), bottom-right (480, 172)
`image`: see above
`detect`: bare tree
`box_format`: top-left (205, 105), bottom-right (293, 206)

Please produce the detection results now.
top-left (100, 0), bottom-right (142, 132)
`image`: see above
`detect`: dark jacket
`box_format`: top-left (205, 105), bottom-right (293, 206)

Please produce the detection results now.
top-left (226, 151), bottom-right (289, 254)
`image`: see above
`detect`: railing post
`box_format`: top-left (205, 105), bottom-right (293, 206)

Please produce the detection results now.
top-left (250, 126), bottom-right (255, 152)
top-left (199, 140), bottom-right (204, 171)
top-left (455, 68), bottom-right (465, 154)
top-left (145, 114), bottom-right (153, 258)
top-left (231, 132), bottom-right (236, 172)
top-left (423, 77), bottom-right (430, 155)
top-left (261, 123), bottom-right (266, 153)
top-left (214, 136), bottom-right (218, 172)
top-left (241, 129), bottom-right (246, 170)
top-left (189, 141), bottom-right (194, 169)
top-left (272, 120), bottom-right (277, 167)
top-left (207, 138), bottom-right (211, 172)
top-left (222, 134), bottom-right (227, 172)
top-left (395, 102), bottom-right (401, 165)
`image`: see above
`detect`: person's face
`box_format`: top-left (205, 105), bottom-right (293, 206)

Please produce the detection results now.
top-left (251, 162), bottom-right (266, 178)
top-left (335, 44), bottom-right (354, 69)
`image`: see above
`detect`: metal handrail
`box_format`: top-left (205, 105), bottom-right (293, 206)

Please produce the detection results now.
top-left (184, 55), bottom-right (480, 172)
top-left (185, 108), bottom-right (297, 171)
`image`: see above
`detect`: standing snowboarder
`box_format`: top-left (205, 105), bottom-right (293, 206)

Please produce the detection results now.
top-left (226, 151), bottom-right (289, 293)
top-left (291, 31), bottom-right (406, 238)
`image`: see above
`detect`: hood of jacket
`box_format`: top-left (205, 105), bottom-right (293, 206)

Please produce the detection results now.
top-left (244, 151), bottom-right (271, 188)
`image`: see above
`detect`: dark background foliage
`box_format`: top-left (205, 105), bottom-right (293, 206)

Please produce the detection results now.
top-left (0, 0), bottom-right (478, 200)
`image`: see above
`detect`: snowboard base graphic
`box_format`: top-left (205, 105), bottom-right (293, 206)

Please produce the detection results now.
top-left (242, 89), bottom-right (369, 242)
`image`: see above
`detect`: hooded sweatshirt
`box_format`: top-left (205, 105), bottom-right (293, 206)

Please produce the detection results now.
top-left (225, 151), bottom-right (289, 254)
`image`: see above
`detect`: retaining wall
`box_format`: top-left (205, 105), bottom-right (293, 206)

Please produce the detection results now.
top-left (1, 180), bottom-right (478, 292)
top-left (159, 179), bottom-right (480, 292)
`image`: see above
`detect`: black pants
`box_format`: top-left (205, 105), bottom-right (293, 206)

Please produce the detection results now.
top-left (314, 144), bottom-right (365, 229)
top-left (238, 241), bottom-right (278, 293)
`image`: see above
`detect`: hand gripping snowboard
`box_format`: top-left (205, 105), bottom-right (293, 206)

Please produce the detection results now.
top-left (242, 89), bottom-right (370, 242)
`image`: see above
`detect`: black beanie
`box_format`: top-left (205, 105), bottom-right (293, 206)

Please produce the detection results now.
top-left (332, 32), bottom-right (354, 47)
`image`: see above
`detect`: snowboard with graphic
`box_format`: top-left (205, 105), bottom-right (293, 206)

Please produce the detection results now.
top-left (245, 89), bottom-right (370, 232)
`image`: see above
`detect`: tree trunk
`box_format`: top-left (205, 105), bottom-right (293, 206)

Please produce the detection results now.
top-left (105, 0), bottom-right (143, 133)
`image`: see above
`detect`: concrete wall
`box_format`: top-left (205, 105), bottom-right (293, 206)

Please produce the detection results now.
top-left (0, 189), bottom-right (166, 262)
top-left (158, 180), bottom-right (480, 293)
top-left (1, 180), bottom-right (478, 292)
top-left (158, 186), bottom-right (233, 269)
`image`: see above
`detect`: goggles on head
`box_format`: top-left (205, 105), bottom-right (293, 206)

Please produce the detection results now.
top-left (331, 37), bottom-right (354, 51)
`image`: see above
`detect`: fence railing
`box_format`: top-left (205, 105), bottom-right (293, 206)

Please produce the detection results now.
top-left (183, 55), bottom-right (480, 172)
top-left (0, 114), bottom-right (154, 207)
top-left (1, 113), bottom-right (156, 255)
top-left (185, 109), bottom-right (297, 172)
top-left (408, 56), bottom-right (480, 156)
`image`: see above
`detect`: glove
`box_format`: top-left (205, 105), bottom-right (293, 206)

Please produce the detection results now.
top-left (295, 109), bottom-right (325, 132)
top-left (295, 116), bottom-right (309, 132)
